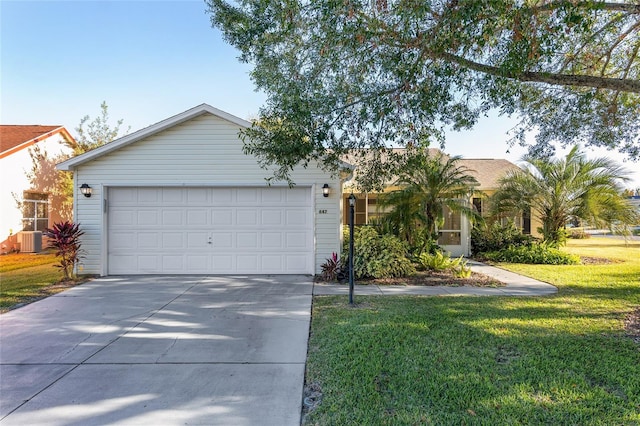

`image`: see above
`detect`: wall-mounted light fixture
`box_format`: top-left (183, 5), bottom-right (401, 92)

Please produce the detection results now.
top-left (80, 183), bottom-right (92, 198)
top-left (322, 183), bottom-right (330, 197)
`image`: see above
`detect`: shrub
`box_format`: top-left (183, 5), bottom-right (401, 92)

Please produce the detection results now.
top-left (418, 251), bottom-right (472, 278)
top-left (471, 220), bottom-right (536, 254)
top-left (343, 226), bottom-right (415, 279)
top-left (483, 243), bottom-right (579, 265)
top-left (320, 252), bottom-right (342, 281)
top-left (568, 229), bottom-right (591, 239)
top-left (43, 221), bottom-right (84, 280)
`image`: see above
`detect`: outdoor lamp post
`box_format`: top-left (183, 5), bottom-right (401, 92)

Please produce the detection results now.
top-left (348, 193), bottom-right (356, 305)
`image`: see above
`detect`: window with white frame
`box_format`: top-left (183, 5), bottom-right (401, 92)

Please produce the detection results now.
top-left (22, 191), bottom-right (49, 231)
top-left (438, 205), bottom-right (462, 246)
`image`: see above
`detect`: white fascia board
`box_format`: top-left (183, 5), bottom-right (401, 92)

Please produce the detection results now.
top-left (57, 104), bottom-right (251, 171)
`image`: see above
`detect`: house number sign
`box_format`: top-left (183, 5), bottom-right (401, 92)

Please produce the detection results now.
top-left (318, 209), bottom-right (328, 214)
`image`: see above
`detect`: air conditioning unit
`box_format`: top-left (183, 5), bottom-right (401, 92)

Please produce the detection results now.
top-left (18, 231), bottom-right (43, 253)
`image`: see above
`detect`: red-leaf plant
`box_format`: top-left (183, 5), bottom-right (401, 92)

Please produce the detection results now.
top-left (43, 221), bottom-right (84, 281)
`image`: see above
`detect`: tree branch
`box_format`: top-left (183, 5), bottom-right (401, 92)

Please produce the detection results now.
top-left (436, 51), bottom-right (640, 92)
top-left (530, 1), bottom-right (640, 14)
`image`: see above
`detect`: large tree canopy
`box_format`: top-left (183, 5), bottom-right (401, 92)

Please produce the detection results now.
top-left (207, 0), bottom-right (640, 183)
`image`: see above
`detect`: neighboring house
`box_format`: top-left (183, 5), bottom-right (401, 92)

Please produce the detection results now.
top-left (57, 104), bottom-right (342, 276)
top-left (0, 125), bottom-right (75, 251)
top-left (343, 150), bottom-right (541, 256)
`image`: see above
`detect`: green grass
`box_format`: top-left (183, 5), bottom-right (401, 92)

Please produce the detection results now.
top-left (0, 251), bottom-right (65, 312)
top-left (304, 238), bottom-right (640, 425)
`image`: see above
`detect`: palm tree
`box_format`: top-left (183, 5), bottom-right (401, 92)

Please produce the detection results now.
top-left (378, 149), bottom-right (479, 249)
top-left (491, 145), bottom-right (635, 245)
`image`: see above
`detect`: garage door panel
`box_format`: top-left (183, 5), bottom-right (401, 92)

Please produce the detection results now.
top-left (111, 188), bottom-right (136, 203)
top-left (261, 255), bottom-right (283, 272)
top-left (261, 233), bottom-right (282, 248)
top-left (161, 188), bottom-right (184, 203)
top-left (138, 189), bottom-right (159, 203)
top-left (186, 188), bottom-right (208, 203)
top-left (187, 210), bottom-right (208, 226)
top-left (286, 232), bottom-right (309, 249)
top-left (138, 210), bottom-right (159, 225)
top-left (111, 210), bottom-right (135, 226)
top-left (237, 188), bottom-right (258, 203)
top-left (212, 188), bottom-right (233, 203)
top-left (163, 232), bottom-right (184, 248)
top-left (261, 190), bottom-right (283, 203)
top-left (162, 255), bottom-right (184, 271)
top-left (110, 232), bottom-right (135, 249)
top-left (138, 256), bottom-right (159, 272)
top-left (237, 255), bottom-right (258, 272)
top-left (237, 233), bottom-right (258, 248)
top-left (186, 255), bottom-right (209, 272)
top-left (261, 210), bottom-right (283, 225)
top-left (212, 255), bottom-right (233, 270)
top-left (161, 210), bottom-right (184, 226)
top-left (138, 232), bottom-right (159, 248)
top-left (212, 232), bottom-right (233, 248)
top-left (109, 254), bottom-right (138, 274)
top-left (212, 210), bottom-right (233, 226)
top-left (286, 255), bottom-right (311, 272)
top-left (236, 210), bottom-right (258, 226)
top-left (187, 232), bottom-right (208, 249)
top-left (286, 210), bottom-right (309, 226)
top-left (108, 187), bottom-right (313, 274)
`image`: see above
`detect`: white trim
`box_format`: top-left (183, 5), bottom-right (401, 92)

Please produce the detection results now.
top-left (101, 184), bottom-right (108, 276)
top-left (57, 104), bottom-right (252, 171)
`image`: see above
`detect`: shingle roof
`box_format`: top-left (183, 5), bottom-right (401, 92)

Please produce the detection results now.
top-left (343, 148), bottom-right (520, 191)
top-left (0, 125), bottom-right (66, 155)
top-left (458, 158), bottom-right (521, 190)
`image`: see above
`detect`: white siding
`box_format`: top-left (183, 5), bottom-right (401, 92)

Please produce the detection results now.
top-left (73, 113), bottom-right (341, 275)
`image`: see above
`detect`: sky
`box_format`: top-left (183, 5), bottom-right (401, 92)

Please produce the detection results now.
top-left (2, 0), bottom-right (638, 187)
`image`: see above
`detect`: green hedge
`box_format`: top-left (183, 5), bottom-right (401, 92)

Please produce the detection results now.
top-left (483, 244), bottom-right (580, 265)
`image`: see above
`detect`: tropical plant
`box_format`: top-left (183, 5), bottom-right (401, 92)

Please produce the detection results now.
top-left (343, 226), bottom-right (415, 279)
top-left (418, 251), bottom-right (472, 278)
top-left (378, 149), bottom-right (480, 246)
top-left (491, 146), bottom-right (635, 246)
top-left (320, 252), bottom-right (342, 282)
top-left (43, 221), bottom-right (84, 280)
top-left (471, 219), bottom-right (536, 254)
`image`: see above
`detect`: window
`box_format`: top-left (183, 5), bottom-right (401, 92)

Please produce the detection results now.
top-left (22, 191), bottom-right (49, 231)
top-left (343, 194), bottom-right (382, 225)
top-left (472, 197), bottom-right (482, 215)
top-left (522, 208), bottom-right (531, 235)
top-left (438, 205), bottom-right (462, 246)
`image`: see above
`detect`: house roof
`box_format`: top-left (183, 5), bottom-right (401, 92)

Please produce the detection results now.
top-left (458, 158), bottom-right (521, 190)
top-left (343, 148), bottom-right (520, 191)
top-left (0, 125), bottom-right (73, 158)
top-left (57, 104), bottom-right (252, 171)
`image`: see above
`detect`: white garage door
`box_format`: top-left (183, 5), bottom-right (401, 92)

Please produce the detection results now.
top-left (107, 187), bottom-right (314, 275)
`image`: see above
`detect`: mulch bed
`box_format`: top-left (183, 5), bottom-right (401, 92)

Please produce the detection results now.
top-left (318, 270), bottom-right (503, 287)
top-left (580, 256), bottom-right (621, 265)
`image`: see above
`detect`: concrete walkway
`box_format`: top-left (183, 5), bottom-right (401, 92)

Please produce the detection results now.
top-left (313, 261), bottom-right (557, 296)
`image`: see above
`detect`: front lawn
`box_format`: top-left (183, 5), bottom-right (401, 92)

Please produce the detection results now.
top-left (0, 252), bottom-right (74, 313)
top-left (304, 237), bottom-right (640, 424)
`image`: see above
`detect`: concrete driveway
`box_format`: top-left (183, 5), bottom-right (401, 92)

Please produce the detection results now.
top-left (0, 275), bottom-right (313, 425)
